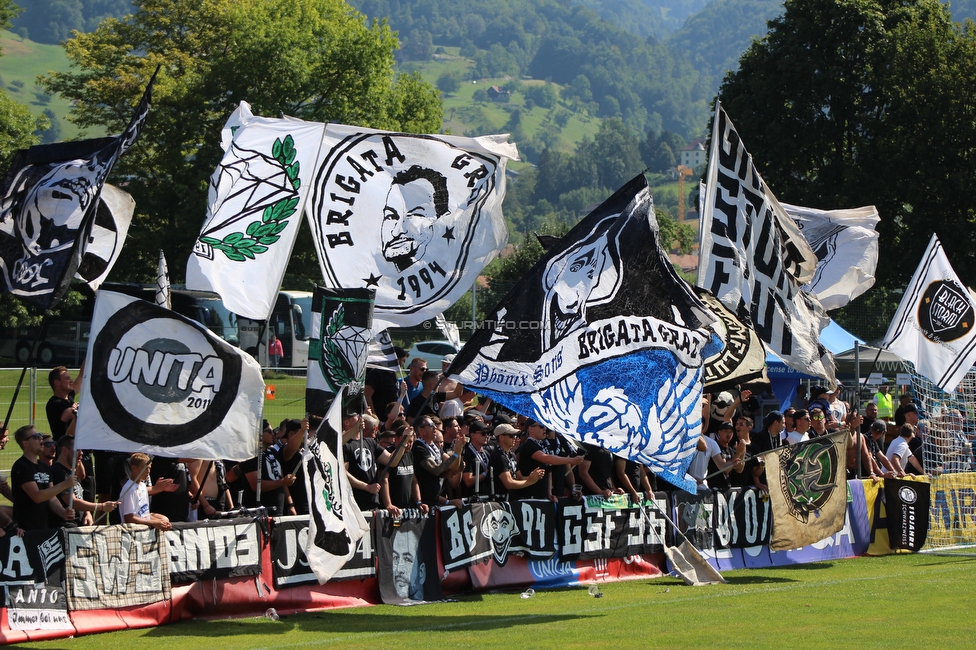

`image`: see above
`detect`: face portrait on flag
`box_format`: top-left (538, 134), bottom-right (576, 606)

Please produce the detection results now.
top-left (310, 127), bottom-right (514, 329)
top-left (391, 526), bottom-right (426, 600)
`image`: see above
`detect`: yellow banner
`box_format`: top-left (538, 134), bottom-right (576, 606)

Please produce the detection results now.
top-left (925, 472), bottom-right (976, 550)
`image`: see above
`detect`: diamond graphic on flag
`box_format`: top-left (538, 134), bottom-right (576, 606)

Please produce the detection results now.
top-left (334, 325), bottom-right (371, 387)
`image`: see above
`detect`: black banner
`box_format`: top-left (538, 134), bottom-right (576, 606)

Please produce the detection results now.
top-left (271, 512), bottom-right (375, 589)
top-left (376, 512), bottom-right (443, 604)
top-left (164, 517), bottom-right (263, 585)
top-left (885, 478), bottom-right (930, 552)
top-left (440, 499), bottom-right (556, 572)
top-left (671, 490), bottom-right (715, 551)
top-left (556, 493), bottom-right (668, 562)
top-left (713, 487), bottom-right (772, 549)
top-left (1, 528), bottom-right (70, 631)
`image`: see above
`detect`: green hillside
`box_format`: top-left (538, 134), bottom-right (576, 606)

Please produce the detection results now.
top-left (0, 30), bottom-right (98, 141)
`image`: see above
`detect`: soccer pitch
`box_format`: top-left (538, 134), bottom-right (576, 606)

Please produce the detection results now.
top-left (15, 553), bottom-right (975, 649)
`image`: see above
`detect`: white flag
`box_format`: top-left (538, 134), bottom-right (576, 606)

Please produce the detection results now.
top-left (75, 183), bottom-right (134, 291)
top-left (75, 291), bottom-right (264, 460)
top-left (698, 101), bottom-right (836, 385)
top-left (367, 329), bottom-right (400, 372)
top-left (783, 203), bottom-right (880, 310)
top-left (435, 313), bottom-right (461, 351)
top-left (304, 387), bottom-right (368, 584)
top-left (155, 249), bottom-right (171, 309)
top-left (186, 106), bottom-right (326, 320)
top-left (307, 125), bottom-right (517, 330)
top-left (883, 234), bottom-right (976, 392)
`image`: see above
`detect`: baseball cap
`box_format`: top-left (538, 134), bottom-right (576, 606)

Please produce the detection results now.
top-left (763, 411), bottom-right (784, 428)
top-left (493, 423), bottom-right (519, 437)
top-left (870, 420), bottom-right (887, 433)
top-left (902, 404), bottom-right (918, 414)
top-left (441, 353), bottom-right (456, 366)
top-left (468, 421), bottom-right (488, 435)
top-left (717, 421), bottom-right (734, 431)
top-left (810, 386), bottom-right (828, 398)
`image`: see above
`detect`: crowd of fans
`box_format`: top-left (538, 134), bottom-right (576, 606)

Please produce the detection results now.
top-left (0, 357), bottom-right (950, 538)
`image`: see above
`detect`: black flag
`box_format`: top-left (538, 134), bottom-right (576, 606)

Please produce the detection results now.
top-left (884, 478), bottom-right (930, 552)
top-left (0, 71), bottom-right (154, 310)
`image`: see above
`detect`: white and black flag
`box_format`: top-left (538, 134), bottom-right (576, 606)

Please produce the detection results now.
top-left (74, 290), bottom-right (264, 461)
top-left (367, 329), bottom-right (400, 372)
top-left (307, 126), bottom-right (516, 331)
top-left (698, 100), bottom-right (836, 385)
top-left (75, 183), bottom-right (134, 291)
top-left (882, 234), bottom-right (976, 393)
top-left (0, 72), bottom-right (153, 311)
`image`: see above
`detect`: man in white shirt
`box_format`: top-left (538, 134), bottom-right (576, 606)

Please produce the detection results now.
top-left (786, 409), bottom-right (812, 445)
top-left (886, 424), bottom-right (925, 476)
top-left (119, 453), bottom-right (175, 531)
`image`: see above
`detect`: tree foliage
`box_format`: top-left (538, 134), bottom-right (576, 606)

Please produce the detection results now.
top-left (40, 0), bottom-right (442, 285)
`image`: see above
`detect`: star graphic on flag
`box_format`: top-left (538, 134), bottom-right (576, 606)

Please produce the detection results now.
top-left (443, 227), bottom-right (455, 242)
top-left (364, 273), bottom-right (381, 287)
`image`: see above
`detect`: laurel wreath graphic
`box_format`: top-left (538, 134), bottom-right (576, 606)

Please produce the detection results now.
top-left (199, 135), bottom-right (301, 262)
top-left (322, 304), bottom-right (356, 389)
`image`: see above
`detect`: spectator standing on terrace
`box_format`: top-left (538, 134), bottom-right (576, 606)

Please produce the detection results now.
top-left (489, 424), bottom-right (545, 500)
top-left (403, 358), bottom-right (427, 406)
top-left (381, 425), bottom-right (426, 517)
top-left (791, 385), bottom-right (808, 410)
top-left (750, 411), bottom-right (785, 492)
top-left (365, 346), bottom-right (408, 416)
top-left (46, 365), bottom-right (82, 441)
top-left (808, 407), bottom-right (829, 437)
top-left (704, 422), bottom-right (746, 491)
top-left (787, 409), bottom-right (812, 445)
top-left (519, 419), bottom-right (583, 500)
top-left (826, 384), bottom-right (848, 424)
top-left (461, 420), bottom-right (491, 499)
top-left (278, 418), bottom-right (310, 514)
top-left (51, 435), bottom-right (118, 526)
top-left (861, 402), bottom-right (879, 434)
top-left (887, 424), bottom-right (925, 476)
top-left (874, 383), bottom-right (894, 420)
top-left (894, 393), bottom-right (915, 426)
top-left (866, 420), bottom-right (897, 476)
top-left (413, 416), bottom-right (464, 507)
top-left (119, 453), bottom-right (173, 531)
top-left (11, 425), bottom-right (76, 530)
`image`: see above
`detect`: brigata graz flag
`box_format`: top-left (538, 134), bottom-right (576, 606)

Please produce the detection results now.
top-left (306, 286), bottom-right (376, 417)
top-left (783, 203), bottom-right (880, 311)
top-left (303, 387), bottom-right (369, 584)
top-left (766, 431), bottom-right (847, 551)
top-left (0, 74), bottom-right (153, 310)
top-left (449, 175), bottom-right (719, 491)
top-left (882, 234), bottom-right (976, 393)
top-left (75, 290), bottom-right (264, 461)
top-left (187, 102), bottom-right (326, 320)
top-left (307, 125), bottom-right (517, 330)
top-left (698, 100), bottom-right (836, 385)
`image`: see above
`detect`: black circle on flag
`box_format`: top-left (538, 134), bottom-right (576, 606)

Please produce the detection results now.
top-left (917, 280), bottom-right (974, 343)
top-left (90, 301), bottom-right (242, 446)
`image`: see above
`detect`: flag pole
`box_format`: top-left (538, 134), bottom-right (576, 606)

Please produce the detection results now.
top-left (2, 313), bottom-right (51, 435)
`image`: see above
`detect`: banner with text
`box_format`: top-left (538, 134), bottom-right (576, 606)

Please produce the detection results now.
top-left (165, 517), bottom-right (263, 585)
top-left (439, 499), bottom-right (556, 572)
top-left (556, 493), bottom-right (668, 562)
top-left (2, 528), bottom-right (71, 631)
top-left (271, 513), bottom-right (375, 589)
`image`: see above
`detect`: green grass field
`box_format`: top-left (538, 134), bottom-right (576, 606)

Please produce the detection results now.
top-left (12, 553), bottom-right (975, 649)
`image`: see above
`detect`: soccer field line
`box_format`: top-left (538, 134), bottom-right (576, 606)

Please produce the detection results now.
top-left (248, 560), bottom-right (968, 650)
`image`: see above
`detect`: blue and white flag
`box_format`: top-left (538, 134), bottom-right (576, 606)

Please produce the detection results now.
top-left (448, 175), bottom-right (719, 491)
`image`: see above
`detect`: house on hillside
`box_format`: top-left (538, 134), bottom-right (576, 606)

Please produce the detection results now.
top-left (680, 138), bottom-right (707, 169)
top-left (487, 86), bottom-right (511, 102)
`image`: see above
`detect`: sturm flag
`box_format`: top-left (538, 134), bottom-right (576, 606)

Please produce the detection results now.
top-left (448, 175), bottom-right (719, 492)
top-left (187, 102), bottom-right (326, 320)
top-left (695, 286), bottom-right (768, 392)
top-left (783, 203), bottom-right (880, 311)
top-left (306, 286), bottom-right (376, 417)
top-left (884, 477), bottom-right (930, 552)
top-left (307, 125), bottom-right (517, 331)
top-left (698, 100), bottom-right (836, 385)
top-left (75, 290), bottom-right (264, 461)
top-left (367, 329), bottom-right (400, 372)
top-left (75, 183), bottom-right (134, 291)
top-left (0, 73), bottom-right (153, 311)
top-left (882, 234), bottom-right (976, 393)
top-left (303, 387), bottom-right (369, 584)
top-left (766, 431), bottom-right (847, 551)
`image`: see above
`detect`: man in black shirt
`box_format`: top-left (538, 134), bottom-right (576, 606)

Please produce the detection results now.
top-left (461, 421), bottom-right (491, 499)
top-left (517, 420), bottom-right (582, 500)
top-left (413, 416), bottom-right (464, 507)
top-left (364, 347), bottom-right (407, 417)
top-left (46, 365), bottom-right (82, 441)
top-left (10, 425), bottom-right (75, 530)
top-left (344, 416), bottom-right (400, 511)
top-left (381, 427), bottom-right (425, 516)
top-left (489, 425), bottom-right (544, 499)
top-left (236, 421), bottom-right (296, 516)
top-left (578, 443), bottom-right (619, 497)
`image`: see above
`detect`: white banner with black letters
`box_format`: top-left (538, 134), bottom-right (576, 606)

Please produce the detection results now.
top-left (2, 528), bottom-right (71, 631)
top-left (271, 513), bottom-right (375, 588)
top-left (556, 493), bottom-right (667, 562)
top-left (75, 290), bottom-right (264, 461)
top-left (307, 125), bottom-right (516, 331)
top-left (698, 100), bottom-right (835, 384)
top-left (164, 517), bottom-right (263, 585)
top-left (439, 499), bottom-right (556, 572)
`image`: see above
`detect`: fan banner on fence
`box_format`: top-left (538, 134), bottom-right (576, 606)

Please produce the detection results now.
top-left (766, 431), bottom-right (847, 550)
top-left (712, 487), bottom-right (772, 548)
top-left (307, 125), bottom-right (517, 331)
top-left (303, 387), bottom-right (370, 584)
top-left (75, 183), bottom-right (134, 291)
top-left (0, 72), bottom-right (153, 311)
top-left (556, 493), bottom-right (668, 562)
top-left (64, 523), bottom-right (171, 611)
top-left (448, 175), bottom-right (718, 492)
top-left (367, 329), bottom-right (400, 372)
top-left (881, 234), bottom-right (976, 393)
top-left (928, 473), bottom-right (976, 549)
top-left (695, 286), bottom-right (768, 392)
top-left (671, 490), bottom-right (716, 551)
top-left (439, 499), bottom-right (556, 572)
top-left (2, 528), bottom-right (71, 631)
top-left (74, 290), bottom-right (264, 461)
top-left (306, 286), bottom-right (376, 417)
top-left (187, 106), bottom-right (326, 320)
top-left (884, 477), bottom-right (930, 552)
top-left (164, 517), bottom-right (263, 584)
top-left (698, 100), bottom-right (835, 385)
top-left (271, 512), bottom-right (375, 588)
top-left (376, 511), bottom-right (444, 604)
top-left (783, 203), bottom-right (880, 311)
